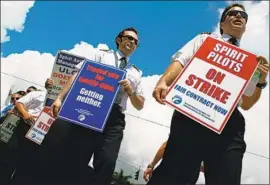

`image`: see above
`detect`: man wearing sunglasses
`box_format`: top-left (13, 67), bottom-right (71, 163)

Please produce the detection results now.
top-left (0, 91), bottom-right (25, 182)
top-left (7, 79), bottom-right (62, 183)
top-left (149, 3), bottom-right (269, 185)
top-left (25, 86), bottom-right (37, 94)
top-left (0, 92), bottom-right (24, 118)
top-left (48, 27), bottom-right (144, 184)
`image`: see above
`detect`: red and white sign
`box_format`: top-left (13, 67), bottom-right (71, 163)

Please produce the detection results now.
top-left (165, 36), bottom-right (259, 134)
top-left (25, 107), bottom-right (55, 145)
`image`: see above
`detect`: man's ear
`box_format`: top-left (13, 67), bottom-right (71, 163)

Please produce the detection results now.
top-left (220, 22), bottom-right (225, 31)
top-left (116, 37), bottom-right (122, 45)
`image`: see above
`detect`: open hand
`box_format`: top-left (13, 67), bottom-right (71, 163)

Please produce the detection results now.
top-left (152, 80), bottom-right (168, 105)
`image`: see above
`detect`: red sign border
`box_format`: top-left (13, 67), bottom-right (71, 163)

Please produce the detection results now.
top-left (25, 107), bottom-right (54, 145)
top-left (164, 36), bottom-right (259, 134)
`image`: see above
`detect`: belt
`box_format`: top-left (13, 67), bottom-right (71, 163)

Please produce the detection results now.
top-left (113, 103), bottom-right (122, 112)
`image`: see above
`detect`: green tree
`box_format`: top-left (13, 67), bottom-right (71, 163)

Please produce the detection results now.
top-left (111, 169), bottom-right (134, 185)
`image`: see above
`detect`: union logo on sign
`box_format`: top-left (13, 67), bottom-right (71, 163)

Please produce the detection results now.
top-left (172, 95), bottom-right (182, 105)
top-left (31, 133), bottom-right (36, 138)
top-left (78, 114), bottom-right (86, 121)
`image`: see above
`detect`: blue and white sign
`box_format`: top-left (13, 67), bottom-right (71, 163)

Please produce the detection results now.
top-left (58, 59), bottom-right (126, 132)
top-left (45, 51), bottom-right (84, 107)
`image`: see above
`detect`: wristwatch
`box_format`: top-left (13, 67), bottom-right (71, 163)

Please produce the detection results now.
top-left (256, 81), bottom-right (267, 89)
top-left (147, 164), bottom-right (154, 169)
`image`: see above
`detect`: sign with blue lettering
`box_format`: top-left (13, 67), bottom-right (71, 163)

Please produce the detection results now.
top-left (45, 51), bottom-right (85, 107)
top-left (58, 60), bottom-right (126, 132)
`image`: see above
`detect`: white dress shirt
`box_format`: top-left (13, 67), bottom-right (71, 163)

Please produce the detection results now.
top-left (171, 33), bottom-right (240, 66)
top-left (171, 32), bottom-right (254, 105)
top-left (16, 91), bottom-right (47, 117)
top-left (75, 49), bottom-right (144, 111)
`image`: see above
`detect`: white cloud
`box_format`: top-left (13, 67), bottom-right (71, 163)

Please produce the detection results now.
top-left (213, 1), bottom-right (269, 59)
top-left (0, 42), bottom-right (107, 107)
top-left (0, 1), bottom-right (268, 184)
top-left (209, 2), bottom-right (269, 183)
top-left (1, 1), bottom-right (35, 43)
top-left (97, 43), bottom-right (110, 50)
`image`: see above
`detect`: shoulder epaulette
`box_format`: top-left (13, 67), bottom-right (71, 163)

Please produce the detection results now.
top-left (99, 49), bottom-right (113, 53)
top-left (200, 32), bottom-right (211, 35)
top-left (132, 64), bottom-right (140, 72)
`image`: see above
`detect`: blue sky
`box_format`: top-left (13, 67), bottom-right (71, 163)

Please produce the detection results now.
top-left (1, 2), bottom-right (269, 183)
top-left (2, 1), bottom-right (227, 76)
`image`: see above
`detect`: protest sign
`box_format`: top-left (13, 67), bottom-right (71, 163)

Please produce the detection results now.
top-left (0, 114), bottom-right (20, 143)
top-left (165, 36), bottom-right (259, 134)
top-left (58, 59), bottom-right (126, 132)
top-left (45, 51), bottom-right (84, 107)
top-left (25, 107), bottom-right (55, 145)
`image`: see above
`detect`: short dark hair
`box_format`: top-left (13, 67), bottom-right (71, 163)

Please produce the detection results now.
top-left (27, 86), bottom-right (37, 91)
top-left (220, 3), bottom-right (246, 35)
top-left (16, 90), bottom-right (26, 96)
top-left (115, 27), bottom-right (139, 49)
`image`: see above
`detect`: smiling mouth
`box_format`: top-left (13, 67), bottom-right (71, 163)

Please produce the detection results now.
top-left (233, 20), bottom-right (242, 25)
top-left (126, 43), bottom-right (133, 49)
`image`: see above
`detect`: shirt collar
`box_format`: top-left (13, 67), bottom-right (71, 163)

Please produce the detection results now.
top-left (116, 50), bottom-right (130, 62)
top-left (222, 34), bottom-right (241, 46)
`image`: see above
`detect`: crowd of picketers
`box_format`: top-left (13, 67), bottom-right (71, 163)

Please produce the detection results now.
top-left (0, 78), bottom-right (53, 182)
top-left (0, 77), bottom-right (204, 184)
top-left (1, 3), bottom-right (269, 184)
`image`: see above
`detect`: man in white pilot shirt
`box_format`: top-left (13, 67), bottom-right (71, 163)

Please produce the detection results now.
top-left (150, 3), bottom-right (269, 185)
top-left (50, 27), bottom-right (145, 185)
top-left (9, 81), bottom-right (53, 183)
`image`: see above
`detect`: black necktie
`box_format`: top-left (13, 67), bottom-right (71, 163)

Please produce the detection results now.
top-left (115, 57), bottom-right (126, 104)
top-left (228, 37), bottom-right (238, 46)
top-left (119, 57), bottom-right (127, 69)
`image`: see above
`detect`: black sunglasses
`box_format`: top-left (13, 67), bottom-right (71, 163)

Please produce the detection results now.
top-left (226, 10), bottom-right (248, 20)
top-left (17, 91), bottom-right (26, 96)
top-left (26, 89), bottom-right (33, 93)
top-left (11, 97), bottom-right (20, 101)
top-left (122, 35), bottom-right (139, 46)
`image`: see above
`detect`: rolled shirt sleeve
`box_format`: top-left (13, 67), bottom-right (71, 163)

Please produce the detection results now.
top-left (16, 92), bottom-right (35, 106)
top-left (171, 34), bottom-right (208, 66)
top-left (15, 91), bottom-right (46, 117)
top-left (134, 78), bottom-right (144, 99)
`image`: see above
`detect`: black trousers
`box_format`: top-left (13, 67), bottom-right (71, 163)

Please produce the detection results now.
top-left (147, 108), bottom-right (246, 185)
top-left (9, 118), bottom-right (46, 183)
top-left (50, 104), bottom-right (125, 185)
top-left (0, 115), bottom-right (14, 183)
top-left (0, 115), bottom-right (21, 183)
top-left (0, 141), bottom-right (13, 183)
top-left (9, 116), bottom-right (71, 184)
